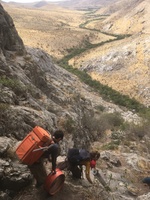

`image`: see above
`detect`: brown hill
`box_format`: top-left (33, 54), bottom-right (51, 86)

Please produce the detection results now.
top-left (94, 0), bottom-right (150, 34)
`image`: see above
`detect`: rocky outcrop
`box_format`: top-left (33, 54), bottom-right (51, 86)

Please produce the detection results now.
top-left (0, 4), bottom-right (25, 56)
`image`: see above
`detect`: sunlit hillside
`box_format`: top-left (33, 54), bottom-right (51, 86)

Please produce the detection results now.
top-left (68, 0), bottom-right (150, 106)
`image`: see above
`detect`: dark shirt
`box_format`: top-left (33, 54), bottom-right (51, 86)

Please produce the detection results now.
top-left (43, 143), bottom-right (60, 171)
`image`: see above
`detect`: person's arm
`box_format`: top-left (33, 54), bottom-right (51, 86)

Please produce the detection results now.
top-left (80, 160), bottom-right (93, 184)
top-left (46, 144), bottom-right (59, 173)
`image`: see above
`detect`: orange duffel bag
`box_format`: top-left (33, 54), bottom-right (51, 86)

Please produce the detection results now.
top-left (15, 126), bottom-right (52, 165)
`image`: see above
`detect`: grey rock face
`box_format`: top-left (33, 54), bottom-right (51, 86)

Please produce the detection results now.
top-left (0, 4), bottom-right (25, 56)
top-left (137, 192), bottom-right (150, 200)
top-left (0, 137), bottom-right (32, 194)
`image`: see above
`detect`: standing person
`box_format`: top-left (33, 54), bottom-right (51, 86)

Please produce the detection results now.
top-left (28, 130), bottom-right (64, 187)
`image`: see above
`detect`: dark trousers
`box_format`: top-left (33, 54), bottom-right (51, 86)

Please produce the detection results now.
top-left (57, 160), bottom-right (82, 179)
top-left (28, 160), bottom-right (47, 186)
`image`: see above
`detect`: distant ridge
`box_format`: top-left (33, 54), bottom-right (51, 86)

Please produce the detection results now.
top-left (1, 0), bottom-right (63, 9)
top-left (2, 0), bottom-right (118, 10)
top-left (57, 0), bottom-right (118, 10)
top-left (34, 1), bottom-right (49, 8)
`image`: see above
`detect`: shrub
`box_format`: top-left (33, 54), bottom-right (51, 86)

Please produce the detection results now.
top-left (123, 121), bottom-right (150, 141)
top-left (100, 112), bottom-right (124, 129)
top-left (95, 105), bottom-right (105, 112)
top-left (0, 103), bottom-right (10, 111)
top-left (0, 76), bottom-right (25, 95)
top-left (81, 113), bottom-right (106, 136)
top-left (102, 141), bottom-right (119, 150)
top-left (63, 116), bottom-right (76, 133)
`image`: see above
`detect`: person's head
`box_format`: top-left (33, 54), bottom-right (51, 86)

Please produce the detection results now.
top-left (53, 130), bottom-right (64, 142)
top-left (90, 151), bottom-right (100, 161)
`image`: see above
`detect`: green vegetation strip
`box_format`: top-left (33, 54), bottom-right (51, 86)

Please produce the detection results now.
top-left (58, 61), bottom-right (149, 114)
top-left (57, 44), bottom-right (149, 116)
top-left (57, 17), bottom-right (150, 115)
top-left (79, 16), bottom-right (131, 39)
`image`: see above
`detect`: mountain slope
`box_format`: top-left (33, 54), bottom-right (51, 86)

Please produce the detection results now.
top-left (68, 0), bottom-right (150, 106)
top-left (95, 0), bottom-right (150, 34)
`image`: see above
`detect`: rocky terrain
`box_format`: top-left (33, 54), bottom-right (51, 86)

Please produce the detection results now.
top-left (0, 1), bottom-right (150, 200)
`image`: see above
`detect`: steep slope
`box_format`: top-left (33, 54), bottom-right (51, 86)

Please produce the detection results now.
top-left (1, 3), bottom-right (136, 147)
top-left (0, 3), bottom-right (150, 200)
top-left (94, 0), bottom-right (150, 34)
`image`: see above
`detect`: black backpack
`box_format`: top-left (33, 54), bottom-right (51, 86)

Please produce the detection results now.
top-left (67, 148), bottom-right (90, 164)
